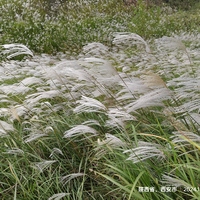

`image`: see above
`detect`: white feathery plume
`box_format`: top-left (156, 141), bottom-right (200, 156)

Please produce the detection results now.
top-left (0, 120), bottom-right (15, 135)
top-left (61, 173), bottom-right (84, 185)
top-left (125, 88), bottom-right (174, 112)
top-left (162, 107), bottom-right (188, 131)
top-left (123, 141), bottom-right (166, 163)
top-left (55, 60), bottom-right (83, 71)
top-left (20, 77), bottom-right (43, 86)
top-left (71, 83), bottom-right (92, 92)
top-left (95, 133), bottom-right (126, 159)
top-left (0, 99), bottom-right (13, 104)
top-left (0, 108), bottom-right (10, 117)
top-left (173, 91), bottom-right (196, 101)
top-left (0, 85), bottom-right (31, 95)
top-left (30, 115), bottom-right (39, 120)
top-left (49, 148), bottom-right (63, 158)
top-left (178, 149), bottom-right (199, 157)
top-left (99, 133), bottom-right (126, 147)
top-left (159, 36), bottom-right (193, 65)
top-left (63, 125), bottom-right (98, 139)
top-left (167, 77), bottom-right (200, 90)
top-left (3, 148), bottom-right (24, 155)
top-left (25, 90), bottom-right (61, 105)
top-left (141, 71), bottom-right (167, 88)
top-left (92, 88), bottom-right (107, 98)
top-left (167, 78), bottom-right (200, 107)
top-left (106, 119), bottom-right (125, 129)
top-left (80, 58), bottom-right (118, 77)
top-left (23, 133), bottom-right (47, 143)
top-left (73, 96), bottom-right (107, 114)
top-left (161, 174), bottom-right (191, 187)
top-left (48, 193), bottom-right (70, 200)
top-left (95, 75), bottom-right (121, 88)
top-left (159, 36), bottom-right (186, 51)
top-left (82, 42), bottom-right (109, 57)
top-left (0, 94), bottom-right (8, 99)
top-left (174, 99), bottom-right (200, 114)
top-left (33, 160), bottom-right (57, 172)
top-left (10, 107), bottom-right (21, 123)
top-left (108, 108), bottom-right (137, 120)
top-left (116, 93), bottom-right (135, 103)
top-left (116, 79), bottom-right (150, 101)
top-left (106, 108), bottom-right (137, 128)
top-left (187, 113), bottom-right (200, 126)
top-left (113, 33), bottom-right (151, 53)
top-left (82, 120), bottom-right (100, 126)
top-left (41, 102), bottom-right (52, 108)
top-left (10, 105), bottom-right (28, 118)
top-left (48, 60), bottom-right (90, 81)
top-left (44, 126), bottom-right (54, 133)
top-left (1, 43), bottom-right (33, 59)
top-left (170, 131), bottom-right (200, 148)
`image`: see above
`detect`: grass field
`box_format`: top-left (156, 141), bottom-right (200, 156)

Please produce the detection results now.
top-left (0, 0), bottom-right (200, 199)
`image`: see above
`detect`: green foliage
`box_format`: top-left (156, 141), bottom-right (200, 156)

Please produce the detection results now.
top-left (130, 1), bottom-right (163, 39)
top-left (163, 0), bottom-right (200, 10)
top-left (129, 0), bottom-right (200, 40)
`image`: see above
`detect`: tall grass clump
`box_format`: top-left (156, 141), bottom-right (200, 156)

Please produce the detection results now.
top-left (0, 0), bottom-right (200, 199)
top-left (1, 30), bottom-right (200, 199)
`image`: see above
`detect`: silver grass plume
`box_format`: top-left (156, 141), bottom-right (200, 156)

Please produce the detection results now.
top-left (95, 133), bottom-right (126, 159)
top-left (0, 120), bottom-right (15, 135)
top-left (25, 90), bottom-right (62, 105)
top-left (82, 42), bottom-right (109, 57)
top-left (172, 99), bottom-right (200, 114)
top-left (141, 71), bottom-right (167, 88)
top-left (125, 88), bottom-right (174, 112)
top-left (106, 107), bottom-right (137, 128)
top-left (161, 174), bottom-right (191, 187)
top-left (73, 96), bottom-right (107, 114)
top-left (33, 160), bottom-right (57, 172)
top-left (170, 131), bottom-right (200, 148)
top-left (81, 58), bottom-right (118, 77)
top-left (48, 193), bottom-right (70, 200)
top-left (162, 107), bottom-right (188, 131)
top-left (10, 107), bottom-right (21, 123)
top-left (23, 133), bottom-right (47, 143)
top-left (113, 33), bottom-right (152, 53)
top-left (20, 77), bottom-right (43, 86)
top-left (82, 120), bottom-right (100, 126)
top-left (49, 148), bottom-right (63, 158)
top-left (63, 125), bottom-right (98, 139)
top-left (61, 173), bottom-right (84, 186)
top-left (116, 77), bottom-right (150, 102)
top-left (1, 44), bottom-right (33, 59)
top-left (3, 148), bottom-right (24, 155)
top-left (161, 36), bottom-right (193, 66)
top-left (0, 85), bottom-right (31, 95)
top-left (123, 141), bottom-right (166, 163)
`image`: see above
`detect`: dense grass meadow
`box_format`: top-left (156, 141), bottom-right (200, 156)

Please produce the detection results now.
top-left (1, 0), bottom-right (200, 199)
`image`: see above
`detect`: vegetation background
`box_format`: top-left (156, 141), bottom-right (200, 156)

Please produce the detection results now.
top-left (0, 0), bottom-right (200, 199)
